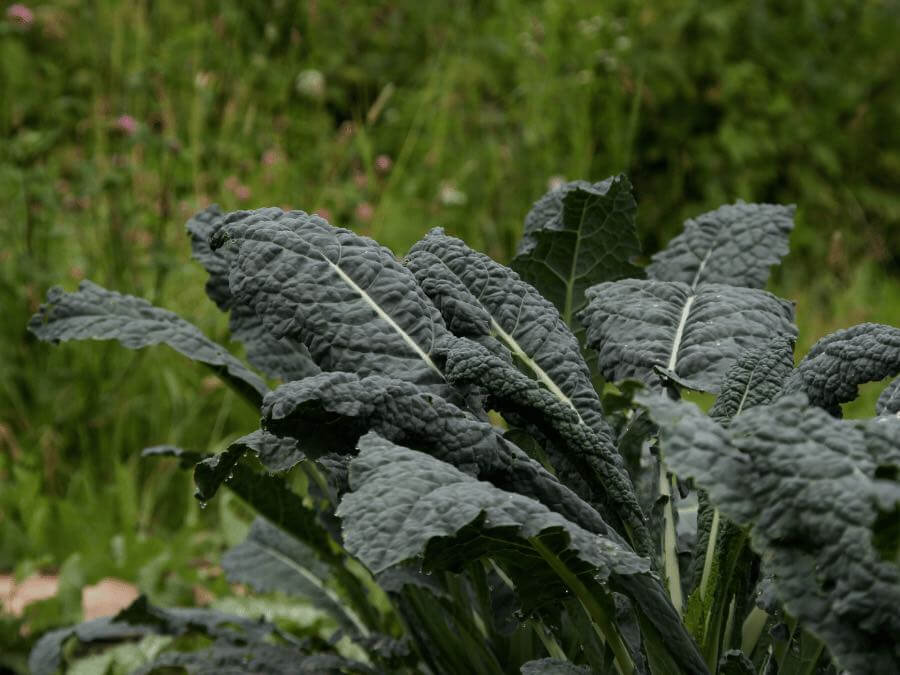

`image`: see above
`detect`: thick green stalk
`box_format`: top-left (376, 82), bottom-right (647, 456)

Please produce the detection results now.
top-left (699, 508), bottom-right (721, 602)
top-left (531, 620), bottom-right (567, 661)
top-left (531, 537), bottom-right (635, 675)
top-left (741, 606), bottom-right (769, 657)
top-left (659, 464), bottom-right (683, 614)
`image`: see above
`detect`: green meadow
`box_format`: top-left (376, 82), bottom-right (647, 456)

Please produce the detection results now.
top-left (1, 1), bottom-right (897, 668)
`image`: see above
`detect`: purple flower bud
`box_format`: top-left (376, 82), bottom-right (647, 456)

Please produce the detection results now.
top-left (374, 154), bottom-right (392, 174)
top-left (7, 4), bottom-right (34, 25)
top-left (355, 202), bottom-right (374, 223)
top-left (115, 115), bottom-right (138, 136)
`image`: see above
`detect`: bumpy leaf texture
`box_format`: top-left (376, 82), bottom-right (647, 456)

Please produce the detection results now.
top-left (782, 323), bottom-right (900, 415)
top-left (513, 176), bottom-right (642, 326)
top-left (187, 205), bottom-right (320, 381)
top-left (406, 229), bottom-right (612, 436)
top-left (262, 372), bottom-right (616, 540)
top-left (133, 645), bottom-right (374, 675)
top-left (443, 339), bottom-right (649, 555)
top-left (709, 336), bottom-right (795, 423)
top-left (212, 208), bottom-right (454, 397)
top-left (579, 280), bottom-right (796, 392)
top-left (337, 432), bottom-right (648, 579)
top-left (878, 376), bottom-right (900, 416)
top-left (338, 433), bottom-right (706, 675)
top-left (641, 393), bottom-right (900, 674)
top-left (645, 202), bottom-right (795, 288)
top-left (27, 280), bottom-right (267, 405)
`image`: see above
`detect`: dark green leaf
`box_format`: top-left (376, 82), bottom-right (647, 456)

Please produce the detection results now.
top-left (878, 377), bottom-right (900, 416)
top-left (407, 229), bottom-right (612, 437)
top-left (187, 205), bottom-right (319, 382)
top-left (513, 176), bottom-right (641, 326)
top-left (579, 279), bottom-right (796, 392)
top-left (28, 595), bottom-right (284, 675)
top-left (135, 643), bottom-right (374, 675)
top-left (443, 339), bottom-right (649, 556)
top-left (263, 372), bottom-right (617, 540)
top-left (782, 323), bottom-right (900, 415)
top-left (646, 202), bottom-right (794, 288)
top-left (222, 517), bottom-right (365, 634)
top-left (337, 432), bottom-right (647, 577)
top-left (27, 281), bottom-right (267, 406)
top-left (28, 617), bottom-right (149, 675)
top-left (233, 429), bottom-right (305, 473)
top-left (211, 208), bottom-right (453, 396)
top-left (640, 393), bottom-right (900, 673)
top-left (709, 336), bottom-right (795, 423)
top-left (519, 657), bottom-right (592, 675)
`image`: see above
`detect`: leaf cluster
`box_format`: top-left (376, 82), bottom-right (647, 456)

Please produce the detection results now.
top-left (28, 179), bottom-right (900, 674)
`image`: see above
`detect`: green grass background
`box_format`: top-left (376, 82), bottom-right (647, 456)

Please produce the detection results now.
top-left (1, 0), bottom-right (898, 666)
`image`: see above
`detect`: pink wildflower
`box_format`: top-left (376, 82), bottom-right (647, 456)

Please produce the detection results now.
top-left (374, 154), bottom-right (392, 175)
top-left (261, 148), bottom-right (281, 166)
top-left (7, 4), bottom-right (34, 25)
top-left (115, 115), bottom-right (138, 136)
top-left (234, 184), bottom-right (252, 201)
top-left (313, 208), bottom-right (333, 222)
top-left (355, 202), bottom-right (374, 223)
top-left (353, 171), bottom-right (367, 189)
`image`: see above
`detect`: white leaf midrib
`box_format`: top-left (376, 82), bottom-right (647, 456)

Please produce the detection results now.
top-left (326, 258), bottom-right (443, 378)
top-left (491, 318), bottom-right (581, 419)
top-left (667, 248), bottom-right (712, 373)
top-left (667, 294), bottom-right (695, 372)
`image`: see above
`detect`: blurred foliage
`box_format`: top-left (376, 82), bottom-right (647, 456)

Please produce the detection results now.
top-left (0, 0), bottom-right (898, 668)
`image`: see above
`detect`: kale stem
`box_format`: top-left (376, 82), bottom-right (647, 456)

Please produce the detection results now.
top-left (699, 508), bottom-right (721, 601)
top-left (659, 461), bottom-right (683, 614)
top-left (530, 619), bottom-right (568, 661)
top-left (741, 606), bottom-right (769, 657)
top-left (530, 537), bottom-right (635, 675)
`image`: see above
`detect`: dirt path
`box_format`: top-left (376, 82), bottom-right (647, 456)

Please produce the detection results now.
top-left (0, 574), bottom-right (139, 621)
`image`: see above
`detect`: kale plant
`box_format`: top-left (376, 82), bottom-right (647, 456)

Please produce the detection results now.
top-left (27, 177), bottom-right (900, 674)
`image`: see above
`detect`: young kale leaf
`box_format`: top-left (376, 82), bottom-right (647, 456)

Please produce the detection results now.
top-left (645, 202), bottom-right (794, 288)
top-left (513, 176), bottom-right (642, 327)
top-left (579, 202), bottom-right (797, 393)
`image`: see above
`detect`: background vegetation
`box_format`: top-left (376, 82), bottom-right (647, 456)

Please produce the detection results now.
top-left (1, 0), bottom-right (897, 668)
